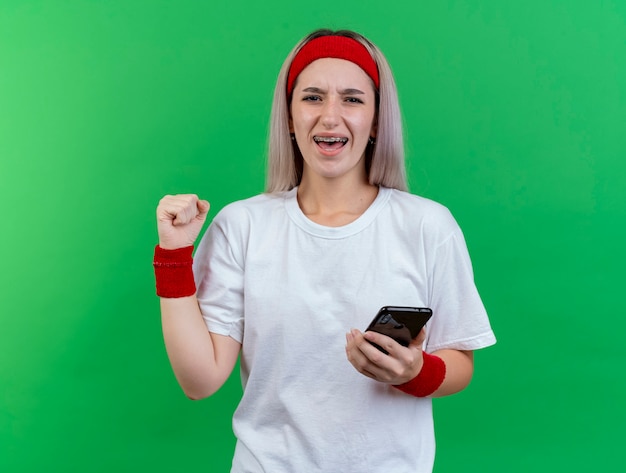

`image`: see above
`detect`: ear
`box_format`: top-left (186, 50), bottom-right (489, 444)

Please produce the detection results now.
top-left (289, 115), bottom-right (294, 134)
top-left (370, 117), bottom-right (378, 139)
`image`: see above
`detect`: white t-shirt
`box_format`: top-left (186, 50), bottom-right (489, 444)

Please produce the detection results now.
top-left (193, 186), bottom-right (496, 473)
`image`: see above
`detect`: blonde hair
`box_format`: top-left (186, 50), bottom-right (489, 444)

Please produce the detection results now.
top-left (266, 29), bottom-right (407, 192)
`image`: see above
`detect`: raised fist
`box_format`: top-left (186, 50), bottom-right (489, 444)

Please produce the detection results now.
top-left (156, 194), bottom-right (210, 249)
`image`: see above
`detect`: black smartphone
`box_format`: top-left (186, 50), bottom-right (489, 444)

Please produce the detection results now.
top-left (365, 306), bottom-right (433, 354)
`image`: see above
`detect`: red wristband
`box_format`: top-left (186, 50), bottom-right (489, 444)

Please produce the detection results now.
top-left (393, 352), bottom-right (446, 397)
top-left (153, 245), bottom-right (196, 298)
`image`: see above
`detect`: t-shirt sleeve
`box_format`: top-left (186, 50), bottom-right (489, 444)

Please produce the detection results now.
top-left (192, 212), bottom-right (245, 344)
top-left (425, 220), bottom-right (496, 352)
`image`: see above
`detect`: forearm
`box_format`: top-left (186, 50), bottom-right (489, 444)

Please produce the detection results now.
top-left (429, 349), bottom-right (474, 397)
top-left (161, 295), bottom-right (240, 400)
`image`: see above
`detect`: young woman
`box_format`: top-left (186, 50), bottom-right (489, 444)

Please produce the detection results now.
top-left (154, 29), bottom-right (496, 472)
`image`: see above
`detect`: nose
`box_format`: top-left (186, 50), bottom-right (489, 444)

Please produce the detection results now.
top-left (320, 97), bottom-right (340, 128)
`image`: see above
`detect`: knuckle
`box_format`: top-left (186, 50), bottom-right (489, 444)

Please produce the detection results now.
top-left (157, 195), bottom-right (171, 209)
top-left (182, 194), bottom-right (198, 205)
top-left (369, 351), bottom-right (384, 365)
top-left (387, 363), bottom-right (402, 379)
top-left (399, 351), bottom-right (414, 366)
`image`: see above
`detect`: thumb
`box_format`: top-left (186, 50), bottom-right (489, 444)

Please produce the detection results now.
top-left (196, 199), bottom-right (210, 218)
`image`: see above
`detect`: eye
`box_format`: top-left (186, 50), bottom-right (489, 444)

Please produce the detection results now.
top-left (345, 97), bottom-right (364, 104)
top-left (303, 95), bottom-right (322, 102)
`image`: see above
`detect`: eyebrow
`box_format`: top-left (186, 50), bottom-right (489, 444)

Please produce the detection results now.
top-left (301, 87), bottom-right (366, 95)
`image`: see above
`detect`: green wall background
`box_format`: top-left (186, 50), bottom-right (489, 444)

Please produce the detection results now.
top-left (1, 1), bottom-right (624, 471)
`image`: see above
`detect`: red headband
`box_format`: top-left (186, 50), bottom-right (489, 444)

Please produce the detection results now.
top-left (287, 35), bottom-right (380, 96)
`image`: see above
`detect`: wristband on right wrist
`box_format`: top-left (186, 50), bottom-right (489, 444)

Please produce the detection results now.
top-left (153, 245), bottom-right (196, 298)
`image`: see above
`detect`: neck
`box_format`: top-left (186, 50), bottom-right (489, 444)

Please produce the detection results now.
top-left (297, 174), bottom-right (379, 227)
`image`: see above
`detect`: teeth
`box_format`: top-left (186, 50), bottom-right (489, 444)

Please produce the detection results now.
top-left (314, 136), bottom-right (348, 143)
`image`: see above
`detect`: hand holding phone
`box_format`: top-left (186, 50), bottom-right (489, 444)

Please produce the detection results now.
top-left (365, 306), bottom-right (432, 354)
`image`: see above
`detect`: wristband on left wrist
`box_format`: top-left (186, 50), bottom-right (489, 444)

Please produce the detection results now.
top-left (393, 351), bottom-right (446, 397)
